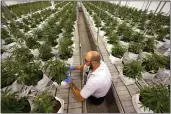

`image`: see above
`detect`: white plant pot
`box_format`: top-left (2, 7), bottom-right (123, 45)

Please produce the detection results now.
top-left (106, 43), bottom-right (113, 53)
top-left (137, 52), bottom-right (150, 61)
top-left (30, 49), bottom-right (39, 57)
top-left (1, 52), bottom-right (11, 61)
top-left (164, 48), bottom-right (170, 56)
top-left (132, 93), bottom-right (153, 113)
top-left (55, 96), bottom-right (65, 113)
top-left (35, 74), bottom-right (51, 91)
top-left (141, 72), bottom-right (156, 80)
top-left (109, 54), bottom-right (123, 73)
top-left (120, 41), bottom-right (129, 49)
top-left (156, 41), bottom-right (165, 49)
top-left (122, 52), bottom-right (139, 64)
top-left (155, 68), bottom-right (170, 79)
top-left (109, 54), bottom-right (122, 65)
top-left (119, 74), bottom-right (135, 85)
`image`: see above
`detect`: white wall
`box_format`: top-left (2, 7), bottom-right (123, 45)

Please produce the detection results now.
top-left (5, 1), bottom-right (35, 6)
top-left (110, 1), bottom-right (170, 15)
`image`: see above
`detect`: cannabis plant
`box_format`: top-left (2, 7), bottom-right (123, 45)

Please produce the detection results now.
top-left (15, 21), bottom-right (25, 29)
top-left (25, 36), bottom-right (40, 49)
top-left (122, 28), bottom-right (133, 42)
top-left (1, 27), bottom-right (14, 45)
top-left (1, 88), bottom-right (31, 113)
top-left (43, 59), bottom-right (69, 84)
top-left (117, 23), bottom-right (127, 36)
top-left (142, 53), bottom-right (168, 73)
top-left (5, 38), bottom-right (15, 45)
top-left (33, 29), bottom-right (44, 40)
top-left (1, 27), bottom-right (11, 40)
top-left (123, 60), bottom-right (144, 80)
top-left (63, 32), bottom-right (74, 38)
top-left (12, 47), bottom-right (34, 64)
top-left (111, 44), bottom-right (127, 58)
top-left (156, 27), bottom-right (169, 41)
top-left (32, 90), bottom-right (61, 113)
top-left (1, 57), bottom-right (19, 88)
top-left (8, 22), bottom-right (25, 41)
top-left (58, 38), bottom-right (73, 60)
top-left (128, 42), bottom-right (144, 54)
top-left (17, 62), bottom-right (43, 86)
top-left (39, 44), bottom-right (54, 61)
top-left (131, 32), bottom-right (145, 42)
top-left (107, 32), bottom-right (119, 45)
top-left (140, 84), bottom-right (170, 113)
top-left (143, 38), bottom-right (157, 53)
top-left (22, 18), bottom-right (30, 25)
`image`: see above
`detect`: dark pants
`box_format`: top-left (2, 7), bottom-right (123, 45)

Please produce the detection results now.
top-left (88, 95), bottom-right (105, 105)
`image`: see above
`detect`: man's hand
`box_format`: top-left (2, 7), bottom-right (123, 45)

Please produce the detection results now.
top-left (64, 73), bottom-right (72, 83)
top-left (69, 66), bottom-right (75, 70)
top-left (69, 65), bottom-right (84, 70)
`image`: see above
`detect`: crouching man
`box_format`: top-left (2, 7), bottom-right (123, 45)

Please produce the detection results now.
top-left (65, 51), bottom-right (112, 105)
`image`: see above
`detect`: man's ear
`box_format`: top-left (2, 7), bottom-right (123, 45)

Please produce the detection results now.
top-left (91, 61), bottom-right (96, 64)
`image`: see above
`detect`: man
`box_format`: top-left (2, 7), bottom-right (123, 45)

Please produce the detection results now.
top-left (65, 51), bottom-right (112, 105)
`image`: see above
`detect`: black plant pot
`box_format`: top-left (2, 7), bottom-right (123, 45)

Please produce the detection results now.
top-left (41, 53), bottom-right (54, 61)
top-left (33, 97), bottom-right (62, 113)
top-left (139, 94), bottom-right (143, 102)
top-left (52, 98), bottom-right (62, 113)
top-left (1, 73), bottom-right (16, 88)
top-left (19, 97), bottom-right (31, 113)
top-left (5, 38), bottom-right (14, 45)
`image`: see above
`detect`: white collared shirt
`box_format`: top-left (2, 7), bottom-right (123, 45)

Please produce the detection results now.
top-left (80, 60), bottom-right (112, 98)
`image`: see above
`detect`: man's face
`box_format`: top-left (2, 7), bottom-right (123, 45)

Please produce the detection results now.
top-left (84, 57), bottom-right (91, 66)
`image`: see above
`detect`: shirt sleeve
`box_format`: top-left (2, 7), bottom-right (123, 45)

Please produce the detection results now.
top-left (80, 78), bottom-right (97, 99)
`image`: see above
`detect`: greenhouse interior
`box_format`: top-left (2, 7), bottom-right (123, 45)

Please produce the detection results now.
top-left (1, 0), bottom-right (170, 113)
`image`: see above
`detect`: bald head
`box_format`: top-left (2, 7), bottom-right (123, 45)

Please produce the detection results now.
top-left (85, 51), bottom-right (101, 63)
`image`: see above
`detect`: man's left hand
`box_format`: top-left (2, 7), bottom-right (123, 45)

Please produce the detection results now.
top-left (64, 73), bottom-right (72, 83)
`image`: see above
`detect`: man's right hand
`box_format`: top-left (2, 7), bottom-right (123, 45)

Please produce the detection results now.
top-left (69, 65), bottom-right (84, 70)
top-left (69, 66), bottom-right (75, 70)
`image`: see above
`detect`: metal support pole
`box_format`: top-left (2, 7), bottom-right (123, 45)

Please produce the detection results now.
top-left (144, 1), bottom-right (150, 11)
top-left (166, 10), bottom-right (170, 16)
top-left (146, 1), bottom-right (152, 11)
top-left (1, 1), bottom-right (16, 22)
top-left (154, 1), bottom-right (162, 14)
top-left (143, 1), bottom-right (162, 36)
top-left (125, 0), bottom-right (128, 7)
top-left (127, 0), bottom-right (130, 6)
top-left (158, 1), bottom-right (166, 14)
top-left (97, 1), bottom-right (102, 44)
top-left (141, 1), bottom-right (146, 10)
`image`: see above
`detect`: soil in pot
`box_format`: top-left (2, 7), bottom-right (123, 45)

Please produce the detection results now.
top-left (52, 98), bottom-right (62, 113)
top-left (143, 48), bottom-right (154, 53)
top-left (1, 49), bottom-right (5, 54)
top-left (19, 97), bottom-right (31, 113)
top-left (141, 62), bottom-right (159, 74)
top-left (1, 70), bottom-right (17, 88)
top-left (51, 77), bottom-right (62, 84)
top-left (40, 53), bottom-right (54, 61)
top-left (33, 97), bottom-right (61, 113)
top-left (139, 95), bottom-right (143, 102)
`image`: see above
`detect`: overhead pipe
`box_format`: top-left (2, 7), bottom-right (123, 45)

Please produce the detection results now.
top-left (158, 1), bottom-right (167, 14)
top-left (146, 1), bottom-right (152, 11)
top-left (125, 0), bottom-right (128, 7)
top-left (166, 10), bottom-right (170, 16)
top-left (154, 1), bottom-right (162, 14)
top-left (141, 1), bottom-right (146, 10)
top-left (144, 1), bottom-right (150, 11)
top-left (143, 1), bottom-right (162, 36)
top-left (96, 1), bottom-right (102, 44)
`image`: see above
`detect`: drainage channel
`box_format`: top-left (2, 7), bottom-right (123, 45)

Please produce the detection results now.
top-left (77, 7), bottom-right (120, 113)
